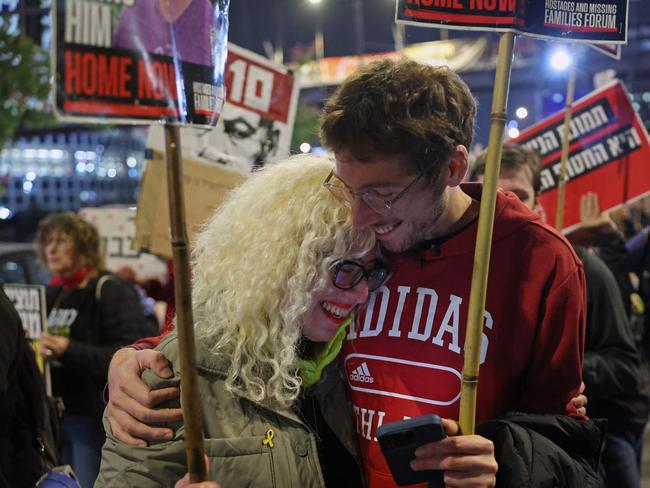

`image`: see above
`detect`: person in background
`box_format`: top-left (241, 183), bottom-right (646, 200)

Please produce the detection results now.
top-left (116, 258), bottom-right (175, 335)
top-left (35, 213), bottom-right (158, 488)
top-left (0, 287), bottom-right (53, 487)
top-left (471, 144), bottom-right (647, 488)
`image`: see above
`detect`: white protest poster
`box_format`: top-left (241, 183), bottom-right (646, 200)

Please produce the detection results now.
top-left (147, 43), bottom-right (300, 174)
top-left (4, 283), bottom-right (47, 340)
top-left (79, 207), bottom-right (167, 279)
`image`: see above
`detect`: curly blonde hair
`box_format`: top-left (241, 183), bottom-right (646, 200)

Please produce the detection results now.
top-left (192, 154), bottom-right (375, 407)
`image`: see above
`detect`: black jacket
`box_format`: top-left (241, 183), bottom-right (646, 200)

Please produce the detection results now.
top-left (0, 288), bottom-right (48, 488)
top-left (575, 248), bottom-right (649, 421)
top-left (476, 413), bottom-right (605, 488)
top-left (47, 271), bottom-right (158, 420)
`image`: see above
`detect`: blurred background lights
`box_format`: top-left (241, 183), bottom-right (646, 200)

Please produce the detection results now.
top-left (126, 156), bottom-right (137, 168)
top-left (550, 48), bottom-right (572, 71)
top-left (22, 181), bottom-right (33, 193)
top-left (0, 207), bottom-right (12, 220)
top-left (515, 107), bottom-right (528, 119)
top-left (25, 171), bottom-right (36, 181)
top-left (508, 127), bottom-right (520, 139)
top-left (300, 142), bottom-right (312, 153)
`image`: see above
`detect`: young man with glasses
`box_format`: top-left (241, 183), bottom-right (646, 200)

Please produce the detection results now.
top-left (318, 59), bottom-right (588, 487)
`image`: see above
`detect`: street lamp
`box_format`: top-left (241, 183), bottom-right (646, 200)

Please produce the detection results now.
top-left (307, 0), bottom-right (366, 60)
top-left (308, 0), bottom-right (325, 61)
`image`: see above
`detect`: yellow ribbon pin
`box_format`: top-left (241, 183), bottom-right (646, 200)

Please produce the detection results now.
top-left (262, 428), bottom-right (275, 448)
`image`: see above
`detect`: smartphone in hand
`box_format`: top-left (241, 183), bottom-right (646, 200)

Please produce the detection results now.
top-left (376, 414), bottom-right (446, 487)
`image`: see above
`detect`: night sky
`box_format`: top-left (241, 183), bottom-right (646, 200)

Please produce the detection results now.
top-left (227, 0), bottom-right (453, 61)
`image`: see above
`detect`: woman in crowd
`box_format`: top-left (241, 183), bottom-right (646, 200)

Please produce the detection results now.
top-left (36, 213), bottom-right (158, 488)
top-left (95, 155), bottom-right (388, 487)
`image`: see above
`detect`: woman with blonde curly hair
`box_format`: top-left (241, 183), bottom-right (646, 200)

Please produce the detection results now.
top-left (96, 154), bottom-right (388, 487)
top-left (35, 212), bottom-right (158, 488)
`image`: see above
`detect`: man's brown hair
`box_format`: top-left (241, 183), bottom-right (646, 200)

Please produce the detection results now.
top-left (320, 59), bottom-right (477, 181)
top-left (470, 144), bottom-right (542, 194)
top-left (35, 212), bottom-right (105, 272)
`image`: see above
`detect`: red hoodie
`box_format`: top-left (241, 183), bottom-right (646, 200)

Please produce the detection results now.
top-left (341, 183), bottom-right (586, 488)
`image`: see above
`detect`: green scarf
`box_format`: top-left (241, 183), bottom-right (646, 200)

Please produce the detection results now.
top-left (298, 316), bottom-right (352, 387)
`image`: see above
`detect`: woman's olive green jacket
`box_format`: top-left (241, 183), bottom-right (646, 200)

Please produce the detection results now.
top-left (95, 333), bottom-right (363, 487)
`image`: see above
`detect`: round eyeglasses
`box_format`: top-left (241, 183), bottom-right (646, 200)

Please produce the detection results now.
top-left (324, 170), bottom-right (423, 215)
top-left (331, 260), bottom-right (390, 292)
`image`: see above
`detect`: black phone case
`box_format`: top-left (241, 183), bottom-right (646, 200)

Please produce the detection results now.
top-left (376, 414), bottom-right (446, 487)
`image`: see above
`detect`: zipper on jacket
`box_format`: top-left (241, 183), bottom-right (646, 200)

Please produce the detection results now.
top-left (294, 397), bottom-right (322, 443)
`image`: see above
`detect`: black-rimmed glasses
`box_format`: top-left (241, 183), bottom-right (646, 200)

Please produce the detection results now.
top-left (331, 260), bottom-right (390, 292)
top-left (324, 170), bottom-right (423, 215)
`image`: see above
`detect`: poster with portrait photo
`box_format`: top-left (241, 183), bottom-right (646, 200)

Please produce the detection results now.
top-left (147, 43), bottom-right (300, 174)
top-left (52, 0), bottom-right (230, 126)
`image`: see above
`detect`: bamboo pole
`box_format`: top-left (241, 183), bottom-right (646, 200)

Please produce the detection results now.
top-left (554, 45), bottom-right (578, 231)
top-left (458, 32), bottom-right (515, 436)
top-left (164, 124), bottom-right (206, 483)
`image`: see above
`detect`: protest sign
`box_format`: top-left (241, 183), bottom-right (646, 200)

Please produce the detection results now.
top-left (510, 81), bottom-right (650, 231)
top-left (4, 284), bottom-right (47, 340)
top-left (589, 43), bottom-right (622, 59)
top-left (133, 153), bottom-right (245, 258)
top-left (78, 207), bottom-right (167, 279)
top-left (396, 0), bottom-right (629, 43)
top-left (147, 43), bottom-right (299, 174)
top-left (52, 0), bottom-right (229, 126)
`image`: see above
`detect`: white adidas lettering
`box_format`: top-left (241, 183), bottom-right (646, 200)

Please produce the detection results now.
top-left (349, 361), bottom-right (374, 383)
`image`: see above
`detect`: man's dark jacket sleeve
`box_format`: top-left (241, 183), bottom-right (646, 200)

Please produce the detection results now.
top-left (476, 413), bottom-right (605, 488)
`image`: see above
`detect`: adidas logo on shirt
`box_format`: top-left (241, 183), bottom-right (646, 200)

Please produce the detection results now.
top-left (349, 362), bottom-right (374, 383)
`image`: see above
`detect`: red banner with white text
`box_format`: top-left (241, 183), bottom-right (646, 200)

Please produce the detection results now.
top-left (510, 81), bottom-right (650, 231)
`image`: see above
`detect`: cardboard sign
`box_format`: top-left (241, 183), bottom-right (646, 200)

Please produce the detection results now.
top-left (52, 0), bottom-right (229, 126)
top-left (4, 284), bottom-right (47, 340)
top-left (147, 43), bottom-right (299, 174)
top-left (510, 81), bottom-right (650, 231)
top-left (133, 152), bottom-right (245, 258)
top-left (78, 207), bottom-right (167, 279)
top-left (396, 0), bottom-right (629, 44)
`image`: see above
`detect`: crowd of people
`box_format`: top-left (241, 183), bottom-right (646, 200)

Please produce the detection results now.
top-left (0, 57), bottom-right (650, 488)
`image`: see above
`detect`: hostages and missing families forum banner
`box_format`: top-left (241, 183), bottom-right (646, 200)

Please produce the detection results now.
top-left (396, 0), bottom-right (629, 44)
